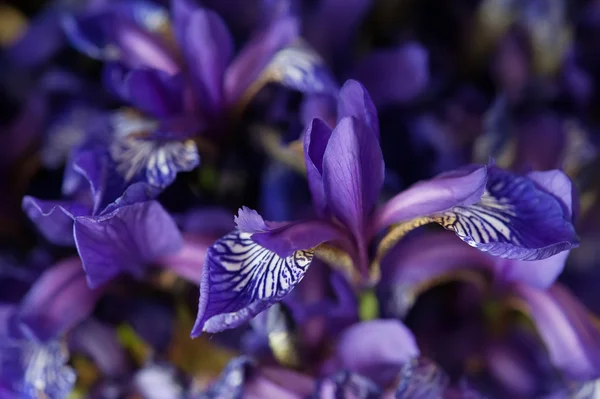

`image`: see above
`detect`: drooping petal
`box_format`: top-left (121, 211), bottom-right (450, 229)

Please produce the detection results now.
top-left (21, 197), bottom-right (90, 247)
top-left (73, 201), bottom-right (183, 288)
top-left (379, 232), bottom-right (494, 318)
top-left (393, 357), bottom-right (450, 398)
top-left (513, 283), bottom-right (600, 381)
top-left (435, 167), bottom-right (579, 260)
top-left (353, 43), bottom-right (429, 108)
top-left (335, 320), bottom-right (419, 386)
top-left (304, 118), bottom-right (333, 217)
top-left (183, 8), bottom-right (233, 112)
top-left (314, 370), bottom-right (381, 399)
top-left (18, 258), bottom-right (100, 341)
top-left (322, 116), bottom-right (384, 238)
top-left (337, 80), bottom-right (379, 138)
top-left (499, 250), bottom-right (570, 289)
top-left (224, 15), bottom-right (298, 106)
top-left (191, 230), bottom-right (315, 335)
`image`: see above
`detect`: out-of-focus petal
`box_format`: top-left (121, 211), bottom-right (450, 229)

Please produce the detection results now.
top-left (198, 356), bottom-right (254, 398)
top-left (156, 233), bottom-right (215, 285)
top-left (74, 201), bottom-right (183, 288)
top-left (22, 197), bottom-right (89, 247)
top-left (133, 363), bottom-right (185, 399)
top-left (69, 319), bottom-right (128, 377)
top-left (322, 116), bottom-right (384, 238)
top-left (224, 15), bottom-right (298, 106)
top-left (499, 250), bottom-right (570, 289)
top-left (18, 258), bottom-right (100, 341)
top-left (353, 43), bottom-right (429, 108)
top-left (513, 283), bottom-right (600, 381)
top-left (337, 80), bottom-right (379, 138)
top-left (314, 370), bottom-right (381, 399)
top-left (393, 357), bottom-right (450, 398)
top-left (301, 94), bottom-right (337, 128)
top-left (191, 230), bottom-right (315, 335)
top-left (335, 320), bottom-right (419, 385)
top-left (436, 167), bottom-right (578, 260)
top-left (7, 9), bottom-right (64, 67)
top-left (183, 8), bottom-right (233, 112)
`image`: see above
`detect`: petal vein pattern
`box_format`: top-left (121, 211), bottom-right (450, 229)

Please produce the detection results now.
top-left (193, 231), bottom-right (314, 334)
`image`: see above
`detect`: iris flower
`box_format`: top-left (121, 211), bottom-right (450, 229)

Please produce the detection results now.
top-left (191, 79), bottom-right (578, 335)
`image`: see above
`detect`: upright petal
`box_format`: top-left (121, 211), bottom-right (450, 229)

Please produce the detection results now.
top-left (322, 116), bottom-right (384, 238)
top-left (191, 229), bottom-right (315, 335)
top-left (74, 201), bottom-right (183, 288)
top-left (183, 8), bottom-right (233, 112)
top-left (353, 43), bottom-right (429, 108)
top-left (435, 167), bottom-right (578, 260)
top-left (513, 283), bottom-right (600, 381)
top-left (18, 258), bottom-right (101, 341)
top-left (22, 197), bottom-right (89, 247)
top-left (304, 118), bottom-right (333, 217)
top-left (337, 80), bottom-right (379, 138)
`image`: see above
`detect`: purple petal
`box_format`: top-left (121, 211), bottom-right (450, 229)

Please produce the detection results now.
top-left (245, 366), bottom-right (315, 398)
top-left (394, 357), bottom-right (450, 398)
top-left (73, 201), bottom-right (183, 288)
top-left (526, 170), bottom-right (574, 219)
top-left (437, 167), bottom-right (579, 260)
top-left (224, 16), bottom-right (298, 105)
top-left (304, 118), bottom-right (334, 217)
top-left (301, 94), bottom-right (337, 128)
top-left (18, 258), bottom-right (100, 341)
top-left (322, 116), bottom-right (384, 238)
top-left (314, 370), bottom-right (381, 399)
top-left (155, 233), bottom-right (215, 284)
top-left (175, 207), bottom-right (234, 234)
top-left (199, 356), bottom-right (253, 397)
top-left (69, 319), bottom-right (128, 377)
top-left (103, 66), bottom-right (184, 118)
top-left (513, 283), bottom-right (600, 381)
top-left (335, 320), bottom-right (419, 385)
top-left (370, 165), bottom-right (487, 237)
top-left (379, 232), bottom-right (494, 318)
top-left (513, 114), bottom-right (565, 171)
top-left (353, 43), bottom-right (429, 107)
top-left (191, 230), bottom-right (315, 335)
top-left (337, 79), bottom-right (379, 138)
top-left (499, 250), bottom-right (570, 289)
top-left (183, 8), bottom-right (233, 112)
top-left (234, 206), bottom-right (268, 233)
top-left (22, 196), bottom-right (90, 247)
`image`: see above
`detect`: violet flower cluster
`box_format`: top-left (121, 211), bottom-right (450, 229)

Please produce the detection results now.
top-left (1, 0), bottom-right (600, 398)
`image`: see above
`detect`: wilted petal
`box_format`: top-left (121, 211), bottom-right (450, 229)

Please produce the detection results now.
top-left (335, 320), bottom-right (419, 385)
top-left (436, 167), bottom-right (578, 260)
top-left (191, 230), bottom-right (315, 335)
top-left (394, 357), bottom-right (450, 398)
top-left (304, 118), bottom-right (334, 217)
top-left (183, 8), bottom-right (233, 112)
top-left (22, 197), bottom-right (89, 247)
top-left (354, 43), bottom-right (429, 107)
top-left (18, 258), bottom-right (100, 341)
top-left (314, 370), bottom-right (381, 399)
top-left (322, 116), bottom-right (384, 238)
top-left (513, 283), bottom-right (600, 381)
top-left (337, 80), bottom-right (379, 138)
top-left (74, 201), bottom-right (183, 288)
top-left (224, 16), bottom-right (298, 106)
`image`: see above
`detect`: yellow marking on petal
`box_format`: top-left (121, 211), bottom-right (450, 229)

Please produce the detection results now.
top-left (530, 22), bottom-right (572, 77)
top-left (71, 355), bottom-right (100, 393)
top-left (315, 244), bottom-right (360, 285)
top-left (168, 304), bottom-right (237, 379)
top-left (0, 4), bottom-right (27, 47)
top-left (116, 324), bottom-right (151, 365)
top-left (250, 126), bottom-right (306, 174)
top-left (469, 0), bottom-right (516, 61)
top-left (359, 289), bottom-right (379, 321)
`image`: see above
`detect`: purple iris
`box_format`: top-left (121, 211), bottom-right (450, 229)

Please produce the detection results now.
top-left (191, 79), bottom-right (578, 335)
top-left (62, 0), bottom-right (336, 189)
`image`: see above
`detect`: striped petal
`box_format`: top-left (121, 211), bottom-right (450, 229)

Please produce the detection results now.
top-left (435, 167), bottom-right (578, 260)
top-left (191, 230), bottom-right (315, 335)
